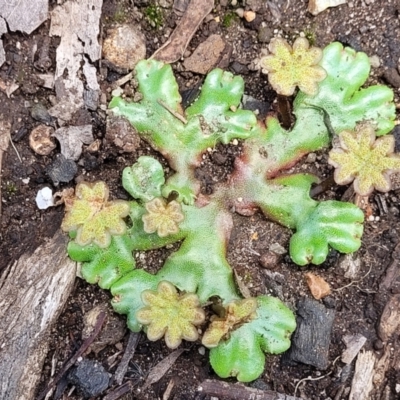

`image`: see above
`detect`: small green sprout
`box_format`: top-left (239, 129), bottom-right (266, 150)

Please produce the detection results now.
top-left (136, 280), bottom-right (205, 349)
top-left (142, 197), bottom-right (184, 237)
top-left (260, 37), bottom-right (327, 96)
top-left (61, 181), bottom-right (130, 248)
top-left (202, 298), bottom-right (257, 348)
top-left (328, 123), bottom-right (400, 196)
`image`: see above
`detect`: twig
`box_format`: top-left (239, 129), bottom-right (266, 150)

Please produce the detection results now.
top-left (103, 381), bottom-right (133, 400)
top-left (199, 379), bottom-right (302, 400)
top-left (333, 264), bottom-right (372, 292)
top-left (36, 311), bottom-right (107, 400)
top-left (157, 99), bottom-right (187, 124)
top-left (162, 378), bottom-right (175, 400)
top-left (112, 71), bottom-right (133, 89)
top-left (113, 332), bottom-right (141, 385)
top-left (9, 132), bottom-right (22, 163)
top-left (294, 356), bottom-right (340, 398)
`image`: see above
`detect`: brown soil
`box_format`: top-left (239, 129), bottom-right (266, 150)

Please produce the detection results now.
top-left (1, 0), bottom-right (400, 399)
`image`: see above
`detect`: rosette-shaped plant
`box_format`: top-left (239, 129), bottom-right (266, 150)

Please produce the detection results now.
top-left (328, 123), bottom-right (400, 196)
top-left (260, 37), bottom-right (327, 96)
top-left (62, 40), bottom-right (397, 384)
top-left (142, 197), bottom-right (184, 237)
top-left (61, 181), bottom-right (129, 248)
top-left (136, 280), bottom-right (205, 349)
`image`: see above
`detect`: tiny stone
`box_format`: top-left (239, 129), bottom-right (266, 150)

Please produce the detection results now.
top-left (36, 187), bottom-right (54, 210)
top-left (306, 153), bottom-right (317, 163)
top-left (373, 339), bottom-right (384, 350)
top-left (68, 358), bottom-right (109, 398)
top-left (368, 215), bottom-right (375, 222)
top-left (30, 102), bottom-right (54, 124)
top-left (47, 154), bottom-right (78, 186)
top-left (102, 25), bottom-right (146, 73)
top-left (369, 55), bottom-right (380, 68)
top-left (212, 152), bottom-right (227, 165)
top-left (383, 68), bottom-right (400, 88)
top-left (258, 26), bottom-right (273, 43)
top-left (29, 125), bottom-right (56, 156)
top-left (270, 242), bottom-right (287, 255)
top-left (259, 251), bottom-right (280, 269)
top-left (235, 7), bottom-right (244, 18)
top-left (243, 11), bottom-right (256, 22)
top-left (198, 346), bottom-right (206, 355)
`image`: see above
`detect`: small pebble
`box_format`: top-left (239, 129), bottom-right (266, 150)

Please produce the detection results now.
top-left (35, 187), bottom-right (54, 210)
top-left (29, 125), bottom-right (56, 156)
top-left (373, 339), bottom-right (384, 350)
top-left (198, 346), bottom-right (206, 355)
top-left (243, 11), bottom-right (256, 22)
top-left (369, 55), bottom-right (380, 68)
top-left (68, 358), bottom-right (109, 398)
top-left (259, 251), bottom-right (280, 269)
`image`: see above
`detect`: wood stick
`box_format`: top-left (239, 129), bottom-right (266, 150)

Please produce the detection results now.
top-left (113, 332), bottom-right (141, 385)
top-left (198, 379), bottom-right (303, 400)
top-left (36, 311), bottom-right (106, 400)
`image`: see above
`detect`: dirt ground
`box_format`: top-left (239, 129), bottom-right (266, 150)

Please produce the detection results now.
top-left (1, 0), bottom-right (400, 399)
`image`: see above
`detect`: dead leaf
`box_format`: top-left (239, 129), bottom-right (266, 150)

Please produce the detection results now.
top-left (49, 0), bottom-right (102, 123)
top-left (0, 77), bottom-right (19, 98)
top-left (341, 333), bottom-right (367, 364)
top-left (0, 0), bottom-right (48, 34)
top-left (305, 272), bottom-right (331, 300)
top-left (233, 269), bottom-right (252, 298)
top-left (143, 349), bottom-right (185, 389)
top-left (53, 125), bottom-right (93, 161)
top-left (183, 34), bottom-right (226, 74)
top-left (152, 0), bottom-right (214, 63)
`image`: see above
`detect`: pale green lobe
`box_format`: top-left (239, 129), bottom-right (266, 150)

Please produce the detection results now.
top-left (209, 296), bottom-right (296, 382)
top-left (122, 156), bottom-right (165, 202)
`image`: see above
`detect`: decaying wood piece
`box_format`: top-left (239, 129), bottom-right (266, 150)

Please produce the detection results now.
top-left (0, 231), bottom-right (76, 400)
top-left (378, 294), bottom-right (400, 342)
top-left (349, 351), bottom-right (376, 400)
top-left (152, 0), bottom-right (214, 63)
top-left (0, 119), bottom-right (10, 216)
top-left (341, 333), bottom-right (367, 364)
top-left (0, 0), bottom-right (48, 34)
top-left (49, 0), bottom-right (102, 123)
top-left (198, 379), bottom-right (303, 400)
top-left (0, 16), bottom-right (6, 67)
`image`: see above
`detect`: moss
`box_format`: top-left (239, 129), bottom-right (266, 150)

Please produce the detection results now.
top-left (145, 4), bottom-right (164, 29)
top-left (303, 26), bottom-right (317, 46)
top-left (222, 11), bottom-right (238, 28)
top-left (113, 5), bottom-right (128, 23)
top-left (5, 181), bottom-right (17, 194)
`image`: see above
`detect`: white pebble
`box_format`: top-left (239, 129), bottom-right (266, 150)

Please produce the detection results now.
top-left (35, 187), bottom-right (54, 210)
